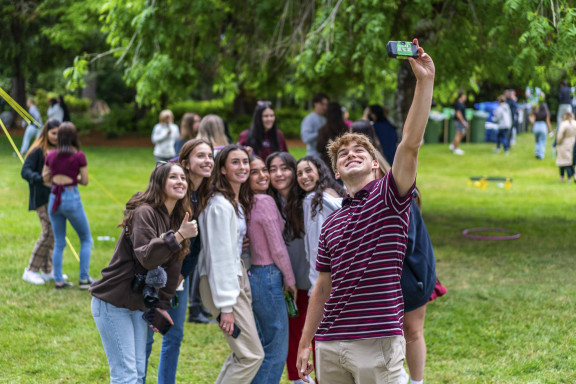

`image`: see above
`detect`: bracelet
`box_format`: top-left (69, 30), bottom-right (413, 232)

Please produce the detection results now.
top-left (177, 230), bottom-right (185, 240)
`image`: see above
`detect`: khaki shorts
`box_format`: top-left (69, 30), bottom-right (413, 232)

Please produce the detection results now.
top-left (315, 336), bottom-right (405, 384)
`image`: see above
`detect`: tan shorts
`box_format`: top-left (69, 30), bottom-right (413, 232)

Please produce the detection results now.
top-left (315, 336), bottom-right (405, 384)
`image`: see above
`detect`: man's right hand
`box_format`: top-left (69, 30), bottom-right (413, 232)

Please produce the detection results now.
top-left (296, 344), bottom-right (314, 382)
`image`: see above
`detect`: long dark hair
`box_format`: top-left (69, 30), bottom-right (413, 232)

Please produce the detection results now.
top-left (266, 151), bottom-right (304, 240)
top-left (316, 102), bottom-right (349, 167)
top-left (248, 104), bottom-right (280, 155)
top-left (56, 122), bottom-right (80, 156)
top-left (120, 163), bottom-right (192, 259)
top-left (26, 118), bottom-right (61, 158)
top-left (199, 144), bottom-right (252, 218)
top-left (58, 95), bottom-right (70, 122)
top-left (178, 138), bottom-right (214, 218)
top-left (297, 156), bottom-right (346, 218)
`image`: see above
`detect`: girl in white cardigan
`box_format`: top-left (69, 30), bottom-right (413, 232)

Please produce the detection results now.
top-left (296, 156), bottom-right (346, 294)
top-left (197, 144), bottom-right (264, 383)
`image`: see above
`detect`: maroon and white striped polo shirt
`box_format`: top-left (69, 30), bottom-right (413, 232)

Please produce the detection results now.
top-left (315, 171), bottom-right (414, 341)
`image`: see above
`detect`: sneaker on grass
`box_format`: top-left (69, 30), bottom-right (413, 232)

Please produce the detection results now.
top-left (23, 269), bottom-right (45, 285)
top-left (79, 277), bottom-right (95, 290)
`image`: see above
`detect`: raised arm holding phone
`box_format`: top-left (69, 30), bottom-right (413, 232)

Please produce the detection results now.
top-left (296, 39), bottom-right (435, 384)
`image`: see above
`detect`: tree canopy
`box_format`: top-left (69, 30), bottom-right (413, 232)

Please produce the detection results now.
top-left (5, 0), bottom-right (575, 118)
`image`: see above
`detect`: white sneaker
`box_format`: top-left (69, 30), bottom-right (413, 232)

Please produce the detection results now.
top-left (292, 376), bottom-right (312, 384)
top-left (449, 144), bottom-right (455, 151)
top-left (23, 268), bottom-right (45, 285)
top-left (493, 148), bottom-right (501, 153)
top-left (453, 148), bottom-right (465, 155)
top-left (40, 271), bottom-right (68, 282)
top-left (398, 366), bottom-right (410, 384)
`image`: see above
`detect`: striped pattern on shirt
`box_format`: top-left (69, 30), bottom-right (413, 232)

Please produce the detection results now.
top-left (315, 172), bottom-right (414, 341)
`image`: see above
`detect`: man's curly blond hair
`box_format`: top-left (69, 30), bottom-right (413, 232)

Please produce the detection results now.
top-left (327, 132), bottom-right (379, 173)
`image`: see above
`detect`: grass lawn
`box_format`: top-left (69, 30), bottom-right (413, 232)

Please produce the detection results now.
top-left (1, 132), bottom-right (575, 383)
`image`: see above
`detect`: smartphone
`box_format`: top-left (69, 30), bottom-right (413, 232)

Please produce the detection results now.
top-left (142, 308), bottom-right (173, 335)
top-left (216, 313), bottom-right (241, 339)
top-left (386, 41), bottom-right (419, 59)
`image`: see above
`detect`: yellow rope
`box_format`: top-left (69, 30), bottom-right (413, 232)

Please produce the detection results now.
top-left (0, 89), bottom-right (81, 261)
top-left (0, 88), bottom-right (39, 126)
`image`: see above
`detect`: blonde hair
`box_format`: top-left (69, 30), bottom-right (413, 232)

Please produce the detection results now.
top-left (327, 132), bottom-right (378, 173)
top-left (159, 109), bottom-right (174, 124)
top-left (562, 111), bottom-right (574, 122)
top-left (196, 114), bottom-right (229, 147)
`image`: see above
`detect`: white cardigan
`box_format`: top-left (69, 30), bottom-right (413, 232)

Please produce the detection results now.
top-left (198, 193), bottom-right (244, 313)
top-left (303, 191), bottom-right (342, 292)
top-left (151, 123), bottom-right (179, 158)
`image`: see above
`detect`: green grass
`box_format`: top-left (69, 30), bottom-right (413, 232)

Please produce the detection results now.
top-left (1, 133), bottom-right (575, 383)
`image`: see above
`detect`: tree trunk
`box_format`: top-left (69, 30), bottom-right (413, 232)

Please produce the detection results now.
top-left (82, 71), bottom-right (98, 106)
top-left (232, 86), bottom-right (256, 117)
top-left (10, 19), bottom-right (26, 128)
top-left (394, 59), bottom-right (416, 136)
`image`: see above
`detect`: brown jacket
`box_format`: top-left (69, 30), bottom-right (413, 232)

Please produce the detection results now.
top-left (90, 204), bottom-right (183, 311)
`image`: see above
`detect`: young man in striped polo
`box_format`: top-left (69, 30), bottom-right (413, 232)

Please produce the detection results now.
top-left (296, 40), bottom-right (435, 384)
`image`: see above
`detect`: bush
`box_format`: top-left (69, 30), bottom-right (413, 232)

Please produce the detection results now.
top-left (101, 104), bottom-right (137, 138)
top-left (168, 99), bottom-right (232, 122)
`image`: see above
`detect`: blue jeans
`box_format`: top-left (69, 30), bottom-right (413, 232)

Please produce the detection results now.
top-left (145, 276), bottom-right (189, 384)
top-left (533, 121), bottom-right (547, 159)
top-left (248, 264), bottom-right (289, 384)
top-left (48, 186), bottom-right (92, 282)
top-left (20, 124), bottom-right (40, 155)
top-left (497, 128), bottom-right (509, 151)
top-left (92, 297), bottom-right (147, 384)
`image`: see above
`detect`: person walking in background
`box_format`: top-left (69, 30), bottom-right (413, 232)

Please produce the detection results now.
top-left (247, 155), bottom-right (297, 384)
top-left (238, 103), bottom-right (288, 161)
top-left (145, 139), bottom-right (215, 384)
top-left (296, 39), bottom-right (434, 383)
top-left (505, 89), bottom-right (519, 142)
top-left (301, 93), bottom-right (329, 158)
top-left (174, 113), bottom-right (201, 154)
top-left (555, 111), bottom-right (576, 183)
top-left (152, 110), bottom-right (180, 162)
top-left (21, 118), bottom-right (60, 285)
top-left (266, 152), bottom-right (312, 384)
top-left (196, 114), bottom-right (230, 153)
top-left (296, 156), bottom-right (345, 293)
top-left (316, 102), bottom-right (350, 172)
top-left (19, 98), bottom-right (43, 155)
top-left (47, 98), bottom-right (64, 123)
top-left (90, 162), bottom-right (197, 384)
top-left (42, 122), bottom-right (93, 289)
top-left (366, 104), bottom-right (398, 165)
top-left (493, 95), bottom-right (512, 154)
top-left (450, 92), bottom-right (467, 155)
top-left (197, 145), bottom-right (264, 383)
top-left (529, 93), bottom-right (553, 160)
top-left (557, 80), bottom-right (573, 129)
